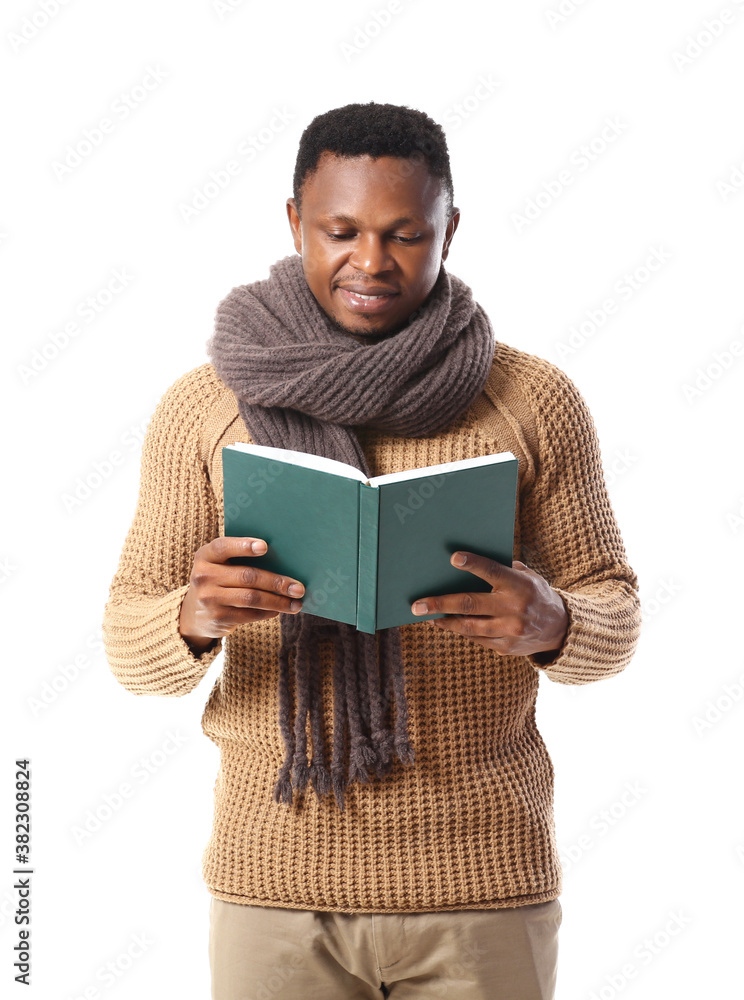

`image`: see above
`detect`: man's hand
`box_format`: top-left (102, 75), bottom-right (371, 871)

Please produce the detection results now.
top-left (410, 551), bottom-right (569, 657)
top-left (179, 536), bottom-right (305, 654)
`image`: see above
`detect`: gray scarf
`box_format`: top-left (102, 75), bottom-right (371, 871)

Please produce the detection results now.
top-left (207, 253), bottom-right (494, 811)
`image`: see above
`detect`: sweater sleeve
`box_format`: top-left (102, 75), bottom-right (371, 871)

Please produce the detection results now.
top-left (515, 359), bottom-right (642, 684)
top-left (102, 366), bottom-right (225, 696)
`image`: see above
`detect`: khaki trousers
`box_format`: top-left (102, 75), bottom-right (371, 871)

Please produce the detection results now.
top-left (209, 895), bottom-right (561, 999)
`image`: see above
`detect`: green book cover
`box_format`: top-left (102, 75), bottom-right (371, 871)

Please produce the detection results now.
top-left (222, 443), bottom-right (518, 634)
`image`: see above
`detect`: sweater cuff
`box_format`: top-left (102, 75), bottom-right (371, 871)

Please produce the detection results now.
top-left (526, 583), bottom-right (639, 685)
top-left (103, 584), bottom-right (223, 697)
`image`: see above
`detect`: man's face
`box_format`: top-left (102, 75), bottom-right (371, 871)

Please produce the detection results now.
top-left (286, 152), bottom-right (459, 341)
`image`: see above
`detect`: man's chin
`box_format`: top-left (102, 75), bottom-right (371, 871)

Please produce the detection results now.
top-left (325, 310), bottom-right (408, 340)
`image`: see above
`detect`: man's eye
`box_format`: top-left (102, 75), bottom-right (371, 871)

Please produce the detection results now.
top-left (325, 233), bottom-right (420, 243)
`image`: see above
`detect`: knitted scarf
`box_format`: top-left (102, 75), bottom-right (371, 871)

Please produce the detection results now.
top-left (207, 253), bottom-right (494, 812)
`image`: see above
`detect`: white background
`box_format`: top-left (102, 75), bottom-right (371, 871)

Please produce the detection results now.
top-left (3, 1), bottom-right (743, 997)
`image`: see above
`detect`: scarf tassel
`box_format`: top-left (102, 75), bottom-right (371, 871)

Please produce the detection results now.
top-left (272, 617), bottom-right (415, 812)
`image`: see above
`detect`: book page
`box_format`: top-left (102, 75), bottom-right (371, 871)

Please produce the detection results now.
top-left (226, 443), bottom-right (368, 482)
top-left (367, 450), bottom-right (515, 488)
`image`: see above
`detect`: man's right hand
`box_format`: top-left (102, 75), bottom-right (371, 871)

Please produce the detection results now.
top-left (178, 536), bottom-right (305, 654)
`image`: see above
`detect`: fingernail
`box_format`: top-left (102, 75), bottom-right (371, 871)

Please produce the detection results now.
top-left (290, 600), bottom-right (302, 612)
top-left (453, 552), bottom-right (467, 566)
top-left (412, 602), bottom-right (427, 614)
top-left (288, 583), bottom-right (304, 596)
top-left (251, 540), bottom-right (267, 554)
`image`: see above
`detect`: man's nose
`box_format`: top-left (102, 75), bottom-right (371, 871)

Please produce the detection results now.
top-left (348, 235), bottom-right (395, 274)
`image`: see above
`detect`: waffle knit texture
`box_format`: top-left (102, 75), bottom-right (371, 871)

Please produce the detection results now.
top-left (206, 254), bottom-right (495, 811)
top-left (102, 346), bottom-right (641, 914)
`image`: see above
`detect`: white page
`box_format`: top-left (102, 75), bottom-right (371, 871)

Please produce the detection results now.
top-left (368, 450), bottom-right (516, 487)
top-left (226, 442), bottom-right (369, 482)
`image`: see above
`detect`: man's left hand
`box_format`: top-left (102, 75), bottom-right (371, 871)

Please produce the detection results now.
top-left (411, 551), bottom-right (569, 657)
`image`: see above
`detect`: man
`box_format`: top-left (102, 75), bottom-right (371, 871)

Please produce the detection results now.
top-left (103, 102), bottom-right (641, 1000)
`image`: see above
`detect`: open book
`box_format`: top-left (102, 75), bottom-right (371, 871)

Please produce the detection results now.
top-left (222, 443), bottom-right (518, 633)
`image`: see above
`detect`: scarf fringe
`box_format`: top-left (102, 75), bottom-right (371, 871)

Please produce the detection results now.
top-left (272, 617), bottom-right (415, 811)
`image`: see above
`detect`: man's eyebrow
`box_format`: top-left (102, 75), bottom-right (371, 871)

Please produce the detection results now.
top-left (318, 213), bottom-right (424, 227)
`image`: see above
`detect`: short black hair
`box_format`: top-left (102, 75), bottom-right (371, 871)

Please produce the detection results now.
top-left (292, 101), bottom-right (455, 219)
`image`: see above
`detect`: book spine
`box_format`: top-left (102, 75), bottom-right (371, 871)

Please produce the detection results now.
top-left (356, 483), bottom-right (380, 634)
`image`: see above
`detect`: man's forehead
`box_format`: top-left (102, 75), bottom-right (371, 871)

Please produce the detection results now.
top-left (317, 211), bottom-right (426, 226)
top-left (301, 152), bottom-right (445, 215)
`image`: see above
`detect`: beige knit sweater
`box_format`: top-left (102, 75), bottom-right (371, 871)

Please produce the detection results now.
top-left (102, 343), bottom-right (641, 913)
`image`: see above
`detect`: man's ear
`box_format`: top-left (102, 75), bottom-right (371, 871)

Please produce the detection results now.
top-left (286, 198), bottom-right (303, 254)
top-left (441, 209), bottom-right (460, 262)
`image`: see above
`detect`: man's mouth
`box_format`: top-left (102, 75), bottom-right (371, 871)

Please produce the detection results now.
top-left (337, 287), bottom-right (399, 314)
